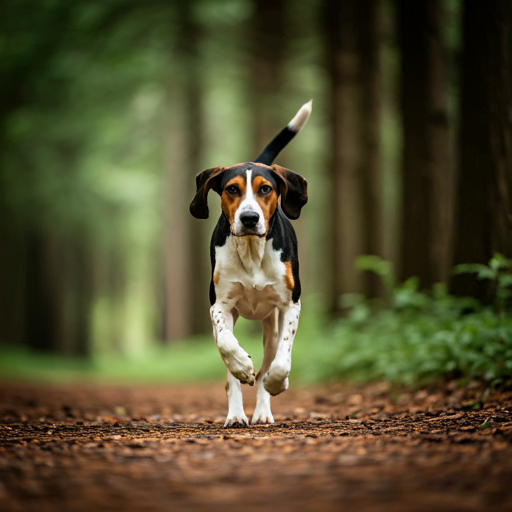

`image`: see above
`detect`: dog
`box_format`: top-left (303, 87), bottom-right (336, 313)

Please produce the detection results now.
top-left (190, 101), bottom-right (312, 427)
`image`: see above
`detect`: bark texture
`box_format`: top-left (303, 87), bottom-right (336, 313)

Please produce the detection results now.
top-left (398, 0), bottom-right (451, 289)
top-left (451, 0), bottom-right (512, 301)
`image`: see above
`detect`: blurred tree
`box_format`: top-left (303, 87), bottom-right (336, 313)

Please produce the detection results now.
top-left (0, 0), bottom-right (165, 354)
top-left (357, 0), bottom-right (384, 299)
top-left (324, 0), bottom-right (363, 314)
top-left (160, 0), bottom-right (209, 341)
top-left (324, 0), bottom-right (386, 313)
top-left (451, 0), bottom-right (512, 301)
top-left (397, 0), bottom-right (452, 290)
top-left (0, 0), bottom-right (80, 353)
top-left (184, 2), bottom-right (211, 336)
top-left (250, 0), bottom-right (287, 156)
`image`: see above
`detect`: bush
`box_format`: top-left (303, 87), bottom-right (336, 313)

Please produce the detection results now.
top-left (316, 255), bottom-right (512, 387)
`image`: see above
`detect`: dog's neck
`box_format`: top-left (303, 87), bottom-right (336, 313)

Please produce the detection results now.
top-left (233, 235), bottom-right (266, 274)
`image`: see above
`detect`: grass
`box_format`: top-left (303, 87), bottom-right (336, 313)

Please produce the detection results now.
top-left (0, 305), bottom-right (324, 385)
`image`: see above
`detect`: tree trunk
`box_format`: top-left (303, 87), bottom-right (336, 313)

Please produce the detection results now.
top-left (160, 0), bottom-right (209, 341)
top-left (250, 0), bottom-right (287, 157)
top-left (324, 0), bottom-right (363, 314)
top-left (451, 0), bottom-right (512, 300)
top-left (68, 240), bottom-right (92, 358)
top-left (180, 1), bottom-right (211, 335)
top-left (160, 86), bottom-right (194, 341)
top-left (357, 0), bottom-right (385, 298)
top-left (398, 0), bottom-right (451, 289)
top-left (0, 225), bottom-right (25, 347)
top-left (24, 231), bottom-right (59, 352)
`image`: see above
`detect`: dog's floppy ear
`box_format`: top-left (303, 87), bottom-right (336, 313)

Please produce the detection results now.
top-left (190, 166), bottom-right (227, 219)
top-left (271, 165), bottom-right (308, 220)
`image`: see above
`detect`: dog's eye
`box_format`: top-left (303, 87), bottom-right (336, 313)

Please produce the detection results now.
top-left (259, 185), bottom-right (272, 195)
top-left (226, 185), bottom-right (239, 195)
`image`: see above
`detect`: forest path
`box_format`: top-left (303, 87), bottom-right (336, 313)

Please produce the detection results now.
top-left (1, 379), bottom-right (511, 512)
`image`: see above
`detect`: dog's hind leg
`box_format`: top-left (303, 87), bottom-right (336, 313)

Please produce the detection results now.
top-left (220, 310), bottom-right (249, 428)
top-left (263, 301), bottom-right (301, 396)
top-left (251, 309), bottom-right (278, 424)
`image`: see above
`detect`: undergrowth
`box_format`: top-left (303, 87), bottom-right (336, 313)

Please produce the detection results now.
top-left (313, 254), bottom-right (512, 387)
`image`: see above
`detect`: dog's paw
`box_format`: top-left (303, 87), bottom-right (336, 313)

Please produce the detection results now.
top-left (221, 344), bottom-right (255, 386)
top-left (224, 413), bottom-right (249, 428)
top-left (263, 363), bottom-right (290, 396)
top-left (251, 407), bottom-right (274, 425)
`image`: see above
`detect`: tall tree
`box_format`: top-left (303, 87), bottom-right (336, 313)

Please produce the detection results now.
top-left (24, 231), bottom-right (59, 352)
top-left (398, 0), bottom-right (452, 289)
top-left (324, 0), bottom-right (362, 313)
top-left (451, 0), bottom-right (512, 301)
top-left (0, 1), bottom-right (92, 354)
top-left (250, 0), bottom-right (287, 156)
top-left (181, 1), bottom-right (211, 335)
top-left (0, 0), bottom-right (161, 354)
top-left (357, 0), bottom-right (384, 298)
top-left (161, 0), bottom-right (208, 340)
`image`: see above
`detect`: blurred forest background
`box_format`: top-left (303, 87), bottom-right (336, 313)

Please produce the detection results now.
top-left (0, 0), bottom-right (511, 384)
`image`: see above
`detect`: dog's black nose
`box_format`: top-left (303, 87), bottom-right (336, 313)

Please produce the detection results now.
top-left (240, 211), bottom-right (260, 229)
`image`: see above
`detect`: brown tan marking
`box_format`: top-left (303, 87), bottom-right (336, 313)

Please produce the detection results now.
top-left (221, 176), bottom-right (246, 228)
top-left (252, 176), bottom-right (278, 230)
top-left (284, 261), bottom-right (295, 290)
top-left (213, 270), bottom-right (220, 285)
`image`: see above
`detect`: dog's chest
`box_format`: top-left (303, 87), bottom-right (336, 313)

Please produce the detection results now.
top-left (214, 236), bottom-right (290, 319)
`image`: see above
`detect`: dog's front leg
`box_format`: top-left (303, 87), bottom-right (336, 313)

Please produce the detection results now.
top-left (263, 301), bottom-right (301, 396)
top-left (224, 369), bottom-right (249, 427)
top-left (210, 304), bottom-right (255, 386)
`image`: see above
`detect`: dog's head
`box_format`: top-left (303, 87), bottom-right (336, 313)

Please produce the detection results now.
top-left (190, 162), bottom-right (308, 237)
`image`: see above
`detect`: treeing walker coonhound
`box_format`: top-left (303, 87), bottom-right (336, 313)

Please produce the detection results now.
top-left (190, 101), bottom-right (312, 427)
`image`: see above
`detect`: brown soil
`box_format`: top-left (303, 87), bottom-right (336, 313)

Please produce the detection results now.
top-left (1, 379), bottom-right (511, 512)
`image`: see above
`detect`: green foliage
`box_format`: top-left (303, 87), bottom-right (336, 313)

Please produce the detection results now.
top-left (453, 253), bottom-right (512, 313)
top-left (355, 255), bottom-right (395, 297)
top-left (313, 255), bottom-right (512, 387)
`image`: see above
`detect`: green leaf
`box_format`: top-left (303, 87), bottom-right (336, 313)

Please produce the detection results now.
top-left (453, 263), bottom-right (488, 275)
top-left (479, 417), bottom-right (492, 430)
top-left (355, 255), bottom-right (392, 277)
top-left (490, 253), bottom-right (512, 270)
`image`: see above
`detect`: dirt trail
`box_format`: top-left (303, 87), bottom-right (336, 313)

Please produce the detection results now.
top-left (1, 379), bottom-right (511, 512)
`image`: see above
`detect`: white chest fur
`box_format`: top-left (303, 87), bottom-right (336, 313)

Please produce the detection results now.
top-left (214, 235), bottom-right (291, 320)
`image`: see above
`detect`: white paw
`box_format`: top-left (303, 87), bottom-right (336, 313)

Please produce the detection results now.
top-left (251, 407), bottom-right (274, 425)
top-left (219, 339), bottom-right (255, 385)
top-left (224, 413), bottom-right (249, 428)
top-left (263, 363), bottom-right (290, 396)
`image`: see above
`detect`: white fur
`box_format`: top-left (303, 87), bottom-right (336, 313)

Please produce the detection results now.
top-left (252, 377), bottom-right (274, 424)
top-left (225, 370), bottom-right (249, 427)
top-left (232, 170), bottom-right (267, 237)
top-left (211, 234), bottom-right (300, 426)
top-left (287, 100), bottom-right (313, 133)
top-left (263, 301), bottom-right (300, 395)
top-left (252, 308), bottom-right (278, 424)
